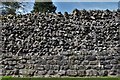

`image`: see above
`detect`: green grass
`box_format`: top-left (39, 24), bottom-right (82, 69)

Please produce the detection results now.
top-left (1, 77), bottom-right (120, 80)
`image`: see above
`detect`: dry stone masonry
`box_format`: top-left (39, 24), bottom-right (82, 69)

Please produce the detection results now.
top-left (1, 9), bottom-right (120, 77)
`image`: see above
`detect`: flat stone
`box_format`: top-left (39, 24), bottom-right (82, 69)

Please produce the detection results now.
top-left (82, 60), bottom-right (89, 65)
top-left (110, 59), bottom-right (118, 64)
top-left (38, 70), bottom-right (47, 75)
top-left (104, 65), bottom-right (113, 69)
top-left (66, 70), bottom-right (77, 76)
top-left (58, 70), bottom-right (66, 76)
top-left (86, 55), bottom-right (97, 61)
top-left (77, 70), bottom-right (86, 77)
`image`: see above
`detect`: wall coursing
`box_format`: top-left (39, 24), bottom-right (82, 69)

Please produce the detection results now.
top-left (1, 9), bottom-right (120, 77)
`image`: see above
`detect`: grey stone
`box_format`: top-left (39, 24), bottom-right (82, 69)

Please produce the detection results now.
top-left (103, 70), bottom-right (108, 76)
top-left (106, 56), bottom-right (114, 60)
top-left (14, 69), bottom-right (19, 75)
top-left (86, 55), bottom-right (97, 61)
top-left (86, 70), bottom-right (98, 76)
top-left (46, 56), bottom-right (53, 60)
top-left (44, 65), bottom-right (50, 71)
top-left (60, 65), bottom-right (69, 70)
top-left (104, 65), bottom-right (113, 69)
top-left (61, 51), bottom-right (72, 56)
top-left (54, 55), bottom-right (63, 60)
top-left (66, 70), bottom-right (77, 76)
top-left (58, 70), bottom-right (66, 76)
top-left (15, 64), bottom-right (25, 69)
top-left (115, 64), bottom-right (120, 69)
top-left (109, 70), bottom-right (117, 75)
top-left (35, 65), bottom-right (45, 70)
top-left (20, 59), bottom-right (27, 64)
top-left (47, 70), bottom-right (55, 75)
top-left (77, 70), bottom-right (86, 77)
top-left (100, 60), bottom-right (110, 65)
top-left (38, 70), bottom-right (47, 75)
top-left (82, 60), bottom-right (89, 65)
top-left (1, 10), bottom-right (120, 77)
top-left (110, 59), bottom-right (118, 64)
top-left (89, 61), bottom-right (98, 65)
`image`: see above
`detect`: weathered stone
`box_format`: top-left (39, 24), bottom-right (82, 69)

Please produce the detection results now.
top-left (66, 70), bottom-right (77, 76)
top-left (109, 70), bottom-right (117, 75)
top-left (1, 10), bottom-right (120, 77)
top-left (35, 65), bottom-right (45, 70)
top-left (47, 70), bottom-right (55, 75)
top-left (19, 69), bottom-right (27, 75)
top-left (77, 70), bottom-right (86, 77)
top-left (105, 56), bottom-right (114, 60)
top-left (37, 70), bottom-right (47, 75)
top-left (54, 55), bottom-right (63, 60)
top-left (61, 51), bottom-right (72, 56)
top-left (86, 70), bottom-right (98, 76)
top-left (4, 65), bottom-right (14, 70)
top-left (6, 70), bottom-right (14, 75)
top-left (100, 60), bottom-right (110, 65)
top-left (44, 65), bottom-right (50, 71)
top-left (15, 64), bottom-right (25, 69)
top-left (86, 55), bottom-right (97, 61)
top-left (60, 65), bottom-right (69, 70)
top-left (28, 70), bottom-right (35, 76)
top-left (82, 60), bottom-right (89, 65)
top-left (46, 56), bottom-right (53, 60)
top-left (115, 64), bottom-right (120, 69)
top-left (103, 70), bottom-right (108, 76)
top-left (89, 61), bottom-right (98, 65)
top-left (58, 70), bottom-right (66, 76)
top-left (110, 59), bottom-right (118, 64)
top-left (14, 69), bottom-right (20, 75)
top-left (104, 65), bottom-right (113, 69)
top-left (20, 59), bottom-right (27, 64)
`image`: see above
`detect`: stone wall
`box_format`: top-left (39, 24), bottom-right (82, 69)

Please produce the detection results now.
top-left (1, 9), bottom-right (120, 77)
